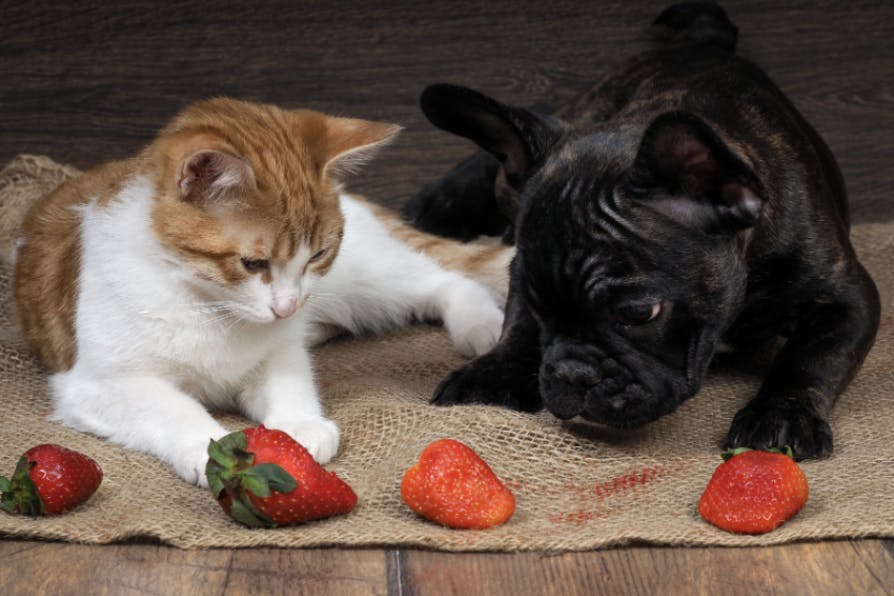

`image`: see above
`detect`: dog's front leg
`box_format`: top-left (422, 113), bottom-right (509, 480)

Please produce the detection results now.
top-left (431, 257), bottom-right (543, 411)
top-left (726, 273), bottom-right (880, 459)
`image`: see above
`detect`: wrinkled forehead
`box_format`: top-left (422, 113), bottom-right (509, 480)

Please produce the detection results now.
top-left (520, 178), bottom-right (652, 269)
top-left (520, 210), bottom-right (627, 288)
top-left (521, 157), bottom-right (721, 260)
top-left (521, 145), bottom-right (634, 229)
top-left (535, 128), bottom-right (637, 183)
top-left (518, 202), bottom-right (721, 307)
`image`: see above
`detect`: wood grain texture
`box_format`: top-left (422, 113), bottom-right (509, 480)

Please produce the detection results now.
top-left (1, 0), bottom-right (892, 220)
top-left (0, 541), bottom-right (388, 596)
top-left (1, 539), bottom-right (890, 595)
top-left (400, 541), bottom-right (894, 596)
top-left (0, 0), bottom-right (892, 593)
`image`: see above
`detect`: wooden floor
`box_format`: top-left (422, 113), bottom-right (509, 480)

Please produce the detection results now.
top-left (1, 1), bottom-right (893, 593)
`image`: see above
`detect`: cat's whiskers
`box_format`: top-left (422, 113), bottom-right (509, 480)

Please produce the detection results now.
top-left (218, 312), bottom-right (248, 334)
top-left (148, 301), bottom-right (251, 328)
top-left (306, 292), bottom-right (339, 302)
top-left (184, 304), bottom-right (236, 316)
top-left (201, 311), bottom-right (241, 326)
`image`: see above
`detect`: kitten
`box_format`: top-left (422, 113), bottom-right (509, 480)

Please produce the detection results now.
top-left (12, 98), bottom-right (509, 486)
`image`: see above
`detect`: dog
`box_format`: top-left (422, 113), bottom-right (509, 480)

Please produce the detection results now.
top-left (405, 2), bottom-right (880, 459)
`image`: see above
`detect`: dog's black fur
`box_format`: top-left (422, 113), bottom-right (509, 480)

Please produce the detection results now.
top-left (407, 2), bottom-right (880, 459)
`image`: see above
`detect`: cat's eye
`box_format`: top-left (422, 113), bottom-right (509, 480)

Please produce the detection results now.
top-left (308, 248), bottom-right (328, 264)
top-left (616, 302), bottom-right (662, 326)
top-left (241, 257), bottom-right (270, 273)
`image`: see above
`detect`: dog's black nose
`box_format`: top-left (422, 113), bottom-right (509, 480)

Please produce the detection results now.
top-left (552, 358), bottom-right (601, 388)
top-left (539, 358), bottom-right (598, 419)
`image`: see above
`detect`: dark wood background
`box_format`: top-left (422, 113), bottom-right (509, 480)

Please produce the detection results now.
top-left (1, 1), bottom-right (893, 593)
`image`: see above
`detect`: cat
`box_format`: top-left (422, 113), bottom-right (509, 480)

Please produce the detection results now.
top-left (12, 98), bottom-right (511, 487)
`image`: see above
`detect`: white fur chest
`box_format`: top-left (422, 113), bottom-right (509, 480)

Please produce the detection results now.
top-left (74, 176), bottom-right (301, 401)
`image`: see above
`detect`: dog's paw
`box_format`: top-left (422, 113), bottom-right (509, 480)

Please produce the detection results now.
top-left (265, 416), bottom-right (341, 464)
top-left (726, 399), bottom-right (833, 460)
top-left (443, 282), bottom-right (504, 358)
top-left (432, 353), bottom-right (542, 412)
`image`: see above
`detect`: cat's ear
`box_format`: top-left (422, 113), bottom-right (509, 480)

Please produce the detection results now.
top-left (298, 111), bottom-right (402, 180)
top-left (178, 148), bottom-right (256, 203)
top-left (160, 131), bottom-right (256, 204)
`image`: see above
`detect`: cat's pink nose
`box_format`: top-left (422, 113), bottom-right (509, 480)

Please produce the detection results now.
top-left (272, 295), bottom-right (298, 319)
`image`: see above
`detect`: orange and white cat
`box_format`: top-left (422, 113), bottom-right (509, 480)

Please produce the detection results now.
top-left (12, 98), bottom-right (509, 486)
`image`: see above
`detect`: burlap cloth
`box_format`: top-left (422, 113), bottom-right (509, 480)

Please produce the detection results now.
top-left (0, 154), bottom-right (891, 550)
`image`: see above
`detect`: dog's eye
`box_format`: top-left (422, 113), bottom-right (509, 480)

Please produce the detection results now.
top-left (616, 302), bottom-right (661, 325)
top-left (241, 257), bottom-right (269, 273)
top-left (308, 248), bottom-right (328, 264)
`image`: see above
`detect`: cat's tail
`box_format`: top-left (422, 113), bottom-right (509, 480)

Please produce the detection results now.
top-left (366, 200), bottom-right (513, 303)
top-left (651, 2), bottom-right (739, 54)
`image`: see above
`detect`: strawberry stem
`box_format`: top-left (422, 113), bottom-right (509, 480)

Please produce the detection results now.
top-left (205, 431), bottom-right (297, 528)
top-left (0, 457), bottom-right (46, 517)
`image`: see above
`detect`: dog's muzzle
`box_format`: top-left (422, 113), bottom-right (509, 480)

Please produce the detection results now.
top-left (539, 341), bottom-right (670, 427)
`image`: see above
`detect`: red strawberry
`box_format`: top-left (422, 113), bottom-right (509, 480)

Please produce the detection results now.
top-left (401, 438), bottom-right (515, 529)
top-left (205, 425), bottom-right (356, 527)
top-left (698, 447), bottom-right (809, 534)
top-left (0, 444), bottom-right (103, 516)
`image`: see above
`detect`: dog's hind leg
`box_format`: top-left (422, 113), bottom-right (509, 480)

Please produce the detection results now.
top-left (402, 150), bottom-right (509, 241)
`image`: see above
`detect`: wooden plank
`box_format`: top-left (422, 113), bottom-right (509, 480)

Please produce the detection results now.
top-left (399, 540), bottom-right (894, 596)
top-left (0, 539), bottom-right (891, 594)
top-left (0, 541), bottom-right (389, 596)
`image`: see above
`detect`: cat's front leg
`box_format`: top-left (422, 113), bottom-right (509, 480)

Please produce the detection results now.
top-left (241, 342), bottom-right (340, 464)
top-left (50, 369), bottom-right (228, 487)
top-left (437, 274), bottom-right (505, 358)
top-left (318, 196), bottom-right (505, 358)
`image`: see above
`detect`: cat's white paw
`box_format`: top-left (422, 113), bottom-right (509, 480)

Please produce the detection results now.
top-left (266, 416), bottom-right (341, 464)
top-left (171, 439), bottom-right (215, 488)
top-left (444, 283), bottom-right (504, 358)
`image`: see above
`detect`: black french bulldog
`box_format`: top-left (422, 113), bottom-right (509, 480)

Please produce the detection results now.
top-left (407, 2), bottom-right (880, 459)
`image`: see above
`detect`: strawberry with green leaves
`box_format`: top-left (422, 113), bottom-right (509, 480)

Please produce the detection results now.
top-left (0, 444), bottom-right (103, 516)
top-left (206, 425), bottom-right (356, 527)
top-left (401, 438), bottom-right (515, 529)
top-left (699, 447), bottom-right (809, 534)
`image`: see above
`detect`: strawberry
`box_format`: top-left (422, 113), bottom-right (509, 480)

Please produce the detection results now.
top-left (205, 425), bottom-right (356, 527)
top-left (401, 438), bottom-right (515, 529)
top-left (0, 444), bottom-right (103, 516)
top-left (698, 447), bottom-right (809, 534)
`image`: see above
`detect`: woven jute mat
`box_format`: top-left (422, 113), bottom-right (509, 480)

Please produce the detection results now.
top-left (0, 154), bottom-right (892, 550)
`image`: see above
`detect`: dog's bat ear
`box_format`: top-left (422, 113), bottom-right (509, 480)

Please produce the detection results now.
top-left (629, 111), bottom-right (764, 232)
top-left (420, 84), bottom-right (565, 188)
